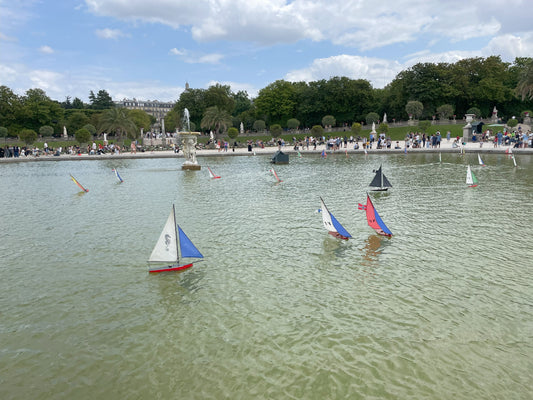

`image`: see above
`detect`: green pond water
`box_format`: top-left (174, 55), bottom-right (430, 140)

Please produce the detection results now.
top-left (0, 152), bottom-right (531, 399)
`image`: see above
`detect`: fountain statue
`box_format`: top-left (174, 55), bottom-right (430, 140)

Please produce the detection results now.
top-left (179, 108), bottom-right (201, 170)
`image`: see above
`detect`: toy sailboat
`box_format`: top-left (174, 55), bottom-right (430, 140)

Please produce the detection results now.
top-left (369, 165), bottom-right (392, 191)
top-left (112, 168), bottom-right (124, 182)
top-left (148, 205), bottom-right (204, 273)
top-left (207, 166), bottom-right (221, 179)
top-left (319, 197), bottom-right (351, 240)
top-left (269, 167), bottom-right (282, 183)
top-left (358, 194), bottom-right (392, 237)
top-left (70, 174), bottom-right (88, 192)
top-left (466, 165), bottom-right (478, 187)
top-left (477, 154), bottom-right (485, 166)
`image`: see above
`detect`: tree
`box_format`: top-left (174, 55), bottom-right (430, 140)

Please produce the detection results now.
top-left (270, 124), bottom-right (282, 138)
top-left (322, 115), bottom-right (336, 128)
top-left (72, 97), bottom-right (85, 109)
top-left (204, 84), bottom-right (234, 114)
top-left (89, 90), bottom-right (114, 110)
top-left (227, 127), bottom-right (238, 140)
top-left (436, 104), bottom-right (454, 120)
top-left (0, 86), bottom-right (22, 133)
top-left (200, 106), bottom-right (232, 138)
top-left (232, 90), bottom-right (252, 116)
top-left (516, 59), bottom-right (533, 100)
top-left (19, 129), bottom-right (38, 145)
top-left (287, 118), bottom-right (300, 130)
top-left (254, 80), bottom-right (297, 125)
top-left (68, 111), bottom-right (90, 133)
top-left (21, 88), bottom-right (64, 132)
top-left (75, 128), bottom-right (91, 144)
top-left (378, 123), bottom-right (389, 134)
top-left (82, 124), bottom-right (97, 136)
top-left (507, 118), bottom-right (518, 128)
top-left (311, 125), bottom-right (324, 136)
top-left (98, 108), bottom-right (136, 140)
top-left (466, 107), bottom-right (481, 117)
top-left (351, 122), bottom-right (361, 136)
top-left (253, 120), bottom-right (266, 132)
top-left (418, 120), bottom-right (431, 133)
top-left (0, 126), bottom-right (8, 143)
top-left (39, 125), bottom-right (54, 137)
top-left (365, 112), bottom-right (380, 125)
top-left (128, 109), bottom-right (152, 137)
top-left (405, 101), bottom-right (423, 119)
top-left (175, 87), bottom-right (206, 129)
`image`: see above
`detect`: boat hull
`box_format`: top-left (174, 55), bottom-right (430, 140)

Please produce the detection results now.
top-left (149, 263), bottom-right (193, 273)
top-left (371, 188), bottom-right (388, 191)
top-left (328, 231), bottom-right (350, 240)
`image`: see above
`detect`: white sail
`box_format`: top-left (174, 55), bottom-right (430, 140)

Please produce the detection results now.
top-left (320, 198), bottom-right (336, 234)
top-left (478, 153), bottom-right (484, 166)
top-left (466, 165), bottom-right (473, 185)
top-left (149, 206), bottom-right (178, 263)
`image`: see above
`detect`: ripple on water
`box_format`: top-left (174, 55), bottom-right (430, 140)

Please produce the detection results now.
top-left (0, 154), bottom-right (532, 399)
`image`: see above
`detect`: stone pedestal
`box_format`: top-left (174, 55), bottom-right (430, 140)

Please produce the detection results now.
top-left (465, 114), bottom-right (475, 123)
top-left (179, 132), bottom-right (201, 170)
top-left (462, 122), bottom-right (472, 143)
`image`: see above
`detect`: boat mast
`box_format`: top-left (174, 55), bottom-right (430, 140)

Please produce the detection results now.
top-left (173, 204), bottom-right (179, 264)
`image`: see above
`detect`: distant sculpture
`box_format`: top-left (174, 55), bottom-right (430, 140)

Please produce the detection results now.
top-left (383, 113), bottom-right (387, 123)
top-left (179, 108), bottom-right (201, 170)
top-left (491, 106), bottom-right (498, 123)
top-left (371, 122), bottom-right (377, 134)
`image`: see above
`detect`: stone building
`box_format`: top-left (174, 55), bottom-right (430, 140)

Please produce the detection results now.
top-left (115, 98), bottom-right (175, 123)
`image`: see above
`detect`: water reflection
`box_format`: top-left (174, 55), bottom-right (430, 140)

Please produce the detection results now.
top-left (361, 234), bottom-right (383, 268)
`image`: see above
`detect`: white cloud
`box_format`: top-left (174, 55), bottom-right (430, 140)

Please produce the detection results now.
top-left (206, 80), bottom-right (259, 97)
top-left (170, 48), bottom-right (224, 64)
top-left (39, 45), bottom-right (54, 54)
top-left (285, 55), bottom-right (403, 88)
top-left (482, 33), bottom-right (533, 61)
top-left (169, 48), bottom-right (186, 56)
top-left (82, 0), bottom-right (530, 49)
top-left (95, 28), bottom-right (127, 39)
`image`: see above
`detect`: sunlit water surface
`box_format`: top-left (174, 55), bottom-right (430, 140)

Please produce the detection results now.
top-left (0, 153), bottom-right (531, 399)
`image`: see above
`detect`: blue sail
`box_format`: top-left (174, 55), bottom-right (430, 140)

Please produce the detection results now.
top-left (373, 207), bottom-right (392, 236)
top-left (178, 226), bottom-right (204, 259)
top-left (330, 213), bottom-right (352, 239)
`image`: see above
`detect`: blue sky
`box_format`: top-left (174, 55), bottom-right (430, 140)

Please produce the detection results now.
top-left (1, 0), bottom-right (532, 103)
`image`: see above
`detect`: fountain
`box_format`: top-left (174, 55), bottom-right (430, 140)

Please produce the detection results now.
top-left (179, 108), bottom-right (201, 170)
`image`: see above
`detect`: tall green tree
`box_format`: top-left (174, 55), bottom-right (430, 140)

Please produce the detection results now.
top-left (98, 108), bottom-right (136, 140)
top-left (128, 109), bottom-right (152, 137)
top-left (175, 87), bottom-right (206, 129)
top-left (21, 88), bottom-right (64, 133)
top-left (232, 90), bottom-right (252, 116)
top-left (72, 97), bottom-right (85, 109)
top-left (0, 86), bottom-right (23, 133)
top-left (204, 84), bottom-right (234, 114)
top-left (0, 126), bottom-right (8, 143)
top-left (516, 58), bottom-right (533, 100)
top-left (200, 106), bottom-right (232, 138)
top-left (254, 80), bottom-right (297, 126)
top-left (68, 111), bottom-right (90, 133)
top-left (89, 90), bottom-right (114, 110)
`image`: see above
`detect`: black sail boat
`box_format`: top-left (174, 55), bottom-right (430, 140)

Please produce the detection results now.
top-left (369, 165), bottom-right (392, 191)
